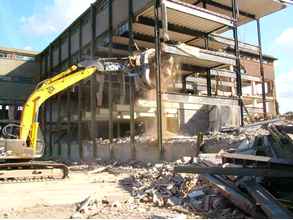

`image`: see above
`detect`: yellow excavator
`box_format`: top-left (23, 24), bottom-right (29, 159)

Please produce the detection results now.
top-left (0, 51), bottom-right (158, 182)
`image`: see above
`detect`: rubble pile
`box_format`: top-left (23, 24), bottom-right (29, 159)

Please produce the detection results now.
top-left (203, 126), bottom-right (269, 153)
top-left (95, 135), bottom-right (198, 145)
top-left (73, 118), bottom-right (293, 219)
top-left (120, 161), bottom-right (247, 218)
top-left (198, 119), bottom-right (293, 218)
top-left (71, 195), bottom-right (127, 219)
top-left (282, 112), bottom-right (293, 121)
top-left (116, 119), bottom-right (293, 218)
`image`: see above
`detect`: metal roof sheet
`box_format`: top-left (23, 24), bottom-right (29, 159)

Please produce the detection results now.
top-left (195, 0), bottom-right (288, 27)
top-left (136, 0), bottom-right (288, 35)
top-left (137, 0), bottom-right (234, 34)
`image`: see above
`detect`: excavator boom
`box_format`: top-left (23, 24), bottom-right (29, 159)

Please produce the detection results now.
top-left (19, 65), bottom-right (97, 153)
top-left (0, 58), bottom-right (130, 182)
top-left (1, 58), bottom-right (132, 160)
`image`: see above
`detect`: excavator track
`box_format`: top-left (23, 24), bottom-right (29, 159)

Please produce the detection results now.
top-left (0, 161), bottom-right (69, 183)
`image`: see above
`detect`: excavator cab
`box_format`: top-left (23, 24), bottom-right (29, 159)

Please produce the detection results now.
top-left (0, 123), bottom-right (45, 160)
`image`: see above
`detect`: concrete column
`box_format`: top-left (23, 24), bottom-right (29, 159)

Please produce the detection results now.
top-left (252, 98), bottom-right (258, 108)
top-left (251, 81), bottom-right (256, 96)
top-left (8, 105), bottom-right (15, 121)
top-left (231, 78), bottom-right (236, 96)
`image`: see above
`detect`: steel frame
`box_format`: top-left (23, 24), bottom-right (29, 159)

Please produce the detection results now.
top-left (57, 38), bottom-right (62, 157)
top-left (38, 0), bottom-right (272, 160)
top-left (90, 3), bottom-right (97, 158)
top-left (162, 0), bottom-right (235, 27)
top-left (154, 0), bottom-right (163, 158)
top-left (108, 0), bottom-right (114, 155)
top-left (257, 19), bottom-right (267, 119)
top-left (78, 19), bottom-right (83, 160)
top-left (128, 0), bottom-right (136, 160)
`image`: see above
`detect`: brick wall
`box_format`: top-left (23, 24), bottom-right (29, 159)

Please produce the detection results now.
top-left (241, 58), bottom-right (275, 81)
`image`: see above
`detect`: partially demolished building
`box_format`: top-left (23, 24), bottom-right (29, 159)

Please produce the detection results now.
top-left (37, 0), bottom-right (288, 162)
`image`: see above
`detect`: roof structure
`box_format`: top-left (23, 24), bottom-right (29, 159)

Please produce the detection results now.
top-left (0, 47), bottom-right (38, 57)
top-left (39, 0), bottom-right (289, 56)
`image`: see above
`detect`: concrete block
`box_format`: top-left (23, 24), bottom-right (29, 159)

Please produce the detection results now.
top-left (61, 142), bottom-right (69, 161)
top-left (135, 143), bottom-right (160, 163)
top-left (82, 141), bottom-right (94, 161)
top-left (112, 143), bottom-right (132, 162)
top-left (97, 143), bottom-right (111, 161)
top-left (70, 142), bottom-right (81, 162)
top-left (163, 143), bottom-right (196, 162)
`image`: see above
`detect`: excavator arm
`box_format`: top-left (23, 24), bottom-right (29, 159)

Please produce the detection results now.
top-left (18, 57), bottom-right (134, 154)
top-left (19, 65), bottom-right (98, 153)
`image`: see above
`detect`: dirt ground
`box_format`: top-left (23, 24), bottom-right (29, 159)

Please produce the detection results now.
top-left (0, 166), bottom-right (204, 219)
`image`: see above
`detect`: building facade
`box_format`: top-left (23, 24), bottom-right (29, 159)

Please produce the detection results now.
top-left (33, 0), bottom-right (288, 161)
top-left (0, 47), bottom-right (38, 122)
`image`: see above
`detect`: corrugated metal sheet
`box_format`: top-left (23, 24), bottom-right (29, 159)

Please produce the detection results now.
top-left (138, 0), bottom-right (233, 34)
top-left (71, 29), bottom-right (80, 54)
top-left (217, 0), bottom-right (286, 19)
top-left (52, 47), bottom-right (59, 68)
top-left (138, 0), bottom-right (287, 34)
top-left (81, 20), bottom-right (91, 47)
top-left (61, 38), bottom-right (69, 61)
top-left (95, 7), bottom-right (108, 37)
top-left (133, 23), bottom-right (192, 43)
top-left (198, 0), bottom-right (286, 28)
top-left (112, 36), bottom-right (154, 49)
top-left (39, 0), bottom-right (287, 59)
top-left (166, 9), bottom-right (223, 32)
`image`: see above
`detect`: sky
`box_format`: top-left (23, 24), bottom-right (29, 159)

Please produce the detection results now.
top-left (0, 0), bottom-right (292, 113)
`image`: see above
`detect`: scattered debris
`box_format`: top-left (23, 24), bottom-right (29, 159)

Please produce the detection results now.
top-left (88, 162), bottom-right (118, 174)
top-left (63, 118), bottom-right (293, 218)
top-left (174, 119), bottom-right (293, 218)
top-left (6, 118), bottom-right (293, 219)
top-left (119, 158), bottom-right (246, 218)
top-left (72, 194), bottom-right (99, 218)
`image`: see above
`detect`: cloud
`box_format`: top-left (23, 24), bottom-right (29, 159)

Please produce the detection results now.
top-left (275, 27), bottom-right (293, 49)
top-left (23, 46), bottom-right (33, 51)
top-left (276, 69), bottom-right (293, 113)
top-left (20, 0), bottom-right (95, 36)
top-left (273, 28), bottom-right (293, 113)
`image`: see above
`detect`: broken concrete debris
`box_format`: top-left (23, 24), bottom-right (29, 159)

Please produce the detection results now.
top-left (118, 159), bottom-right (246, 218)
top-left (70, 118), bottom-right (293, 219)
top-left (72, 194), bottom-right (100, 219)
top-left (122, 118), bottom-right (293, 218)
top-left (174, 119), bottom-right (293, 218)
top-left (187, 189), bottom-right (204, 200)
